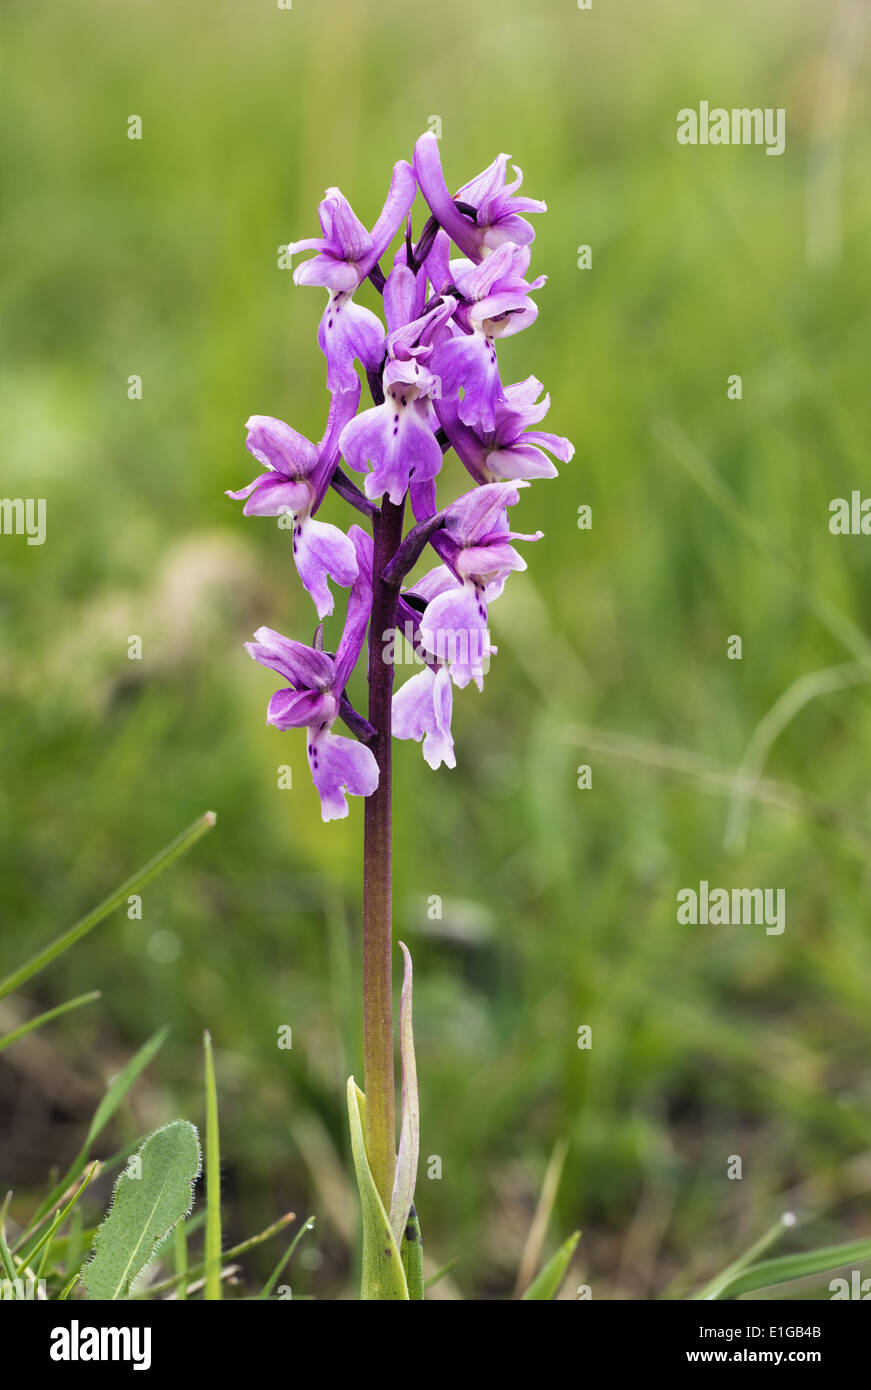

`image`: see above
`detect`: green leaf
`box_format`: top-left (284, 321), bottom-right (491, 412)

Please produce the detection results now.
top-left (0, 990), bottom-right (101, 1053)
top-left (81, 1120), bottom-right (201, 1300)
top-left (709, 1236), bottom-right (871, 1300)
top-left (27, 1162), bottom-right (99, 1277)
top-left (258, 1215), bottom-right (315, 1299)
top-left (389, 941), bottom-right (419, 1247)
top-left (692, 1213), bottom-right (795, 1300)
top-left (32, 1026), bottom-right (170, 1225)
top-left (0, 812), bottom-right (216, 1003)
top-left (347, 1077), bottom-right (408, 1301)
top-left (203, 1030), bottom-right (222, 1301)
top-left (522, 1230), bottom-right (581, 1300)
top-left (401, 1204), bottom-right (424, 1301)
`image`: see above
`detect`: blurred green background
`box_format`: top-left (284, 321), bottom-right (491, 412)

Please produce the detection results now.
top-left (2, 0), bottom-right (870, 1298)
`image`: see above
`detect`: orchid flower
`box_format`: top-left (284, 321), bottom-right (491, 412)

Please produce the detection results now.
top-left (338, 283), bottom-right (456, 505)
top-left (244, 527), bottom-right (377, 821)
top-left (430, 242), bottom-right (545, 432)
top-left (413, 132), bottom-right (546, 262)
top-left (411, 482), bottom-right (541, 689)
top-left (289, 163), bottom-right (416, 392)
top-left (226, 388), bottom-right (361, 618)
top-left (436, 376), bottom-right (575, 483)
top-left (230, 138), bottom-right (572, 1299)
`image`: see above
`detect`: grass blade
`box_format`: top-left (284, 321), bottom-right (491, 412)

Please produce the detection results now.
top-left (693, 1213), bottom-right (796, 1300)
top-left (709, 1235), bottom-right (871, 1300)
top-left (137, 1212), bottom-right (295, 1298)
top-left (0, 991), bottom-right (101, 1053)
top-left (0, 812), bottom-right (216, 1003)
top-left (515, 1136), bottom-right (569, 1297)
top-left (258, 1216), bottom-right (315, 1299)
top-left (203, 1029), bottom-right (222, 1301)
top-left (174, 1220), bottom-right (188, 1301)
top-left (522, 1230), bottom-right (581, 1301)
top-left (25, 1162), bottom-right (99, 1275)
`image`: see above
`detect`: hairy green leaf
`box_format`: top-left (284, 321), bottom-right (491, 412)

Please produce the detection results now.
top-left (81, 1120), bottom-right (201, 1300)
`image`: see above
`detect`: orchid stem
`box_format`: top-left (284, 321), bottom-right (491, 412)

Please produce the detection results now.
top-left (362, 496), bottom-right (405, 1207)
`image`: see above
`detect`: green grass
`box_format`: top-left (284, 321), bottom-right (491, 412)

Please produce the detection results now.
top-left (1, 0), bottom-right (870, 1298)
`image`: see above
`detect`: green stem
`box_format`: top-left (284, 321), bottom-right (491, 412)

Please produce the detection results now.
top-left (362, 497), bottom-right (404, 1208)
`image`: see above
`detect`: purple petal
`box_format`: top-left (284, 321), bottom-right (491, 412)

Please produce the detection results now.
top-left (424, 229), bottom-right (453, 296)
top-left (245, 416), bottom-right (319, 479)
top-left (363, 403), bottom-right (442, 507)
top-left (456, 152), bottom-right (512, 212)
top-left (521, 429), bottom-right (575, 463)
top-left (245, 627), bottom-right (335, 690)
top-left (384, 262), bottom-right (419, 335)
top-left (308, 728), bottom-right (379, 822)
top-left (455, 541), bottom-right (527, 582)
top-left (361, 160), bottom-right (417, 275)
top-left (433, 398), bottom-right (489, 485)
top-left (431, 331), bottom-right (503, 433)
top-left (471, 291), bottom-right (540, 338)
top-left (266, 686), bottom-right (336, 730)
top-left (407, 563), bottom-right (460, 605)
top-left (419, 583), bottom-right (492, 690)
top-left (410, 475), bottom-right (438, 521)
top-left (444, 481), bottom-right (525, 546)
top-left (483, 444), bottom-right (558, 481)
top-left (293, 517), bottom-right (358, 620)
top-left (309, 382), bottom-right (363, 509)
top-left (241, 475), bottom-right (312, 517)
top-left (413, 132), bottom-right (481, 260)
top-left (293, 254), bottom-right (359, 293)
top-left (334, 524), bottom-right (374, 691)
top-left (225, 473), bottom-right (272, 502)
top-left (318, 293), bottom-right (385, 394)
top-left (393, 666), bottom-right (456, 770)
top-left (319, 187), bottom-right (373, 263)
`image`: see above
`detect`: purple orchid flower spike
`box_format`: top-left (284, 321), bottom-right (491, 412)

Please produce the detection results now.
top-left (430, 243), bottom-right (545, 433)
top-left (232, 141), bottom-right (573, 1289)
top-left (412, 481), bottom-right (541, 689)
top-left (413, 132), bottom-right (546, 262)
top-left (289, 162), bottom-right (417, 392)
top-left (226, 388), bottom-right (361, 619)
top-left (245, 527), bottom-right (378, 821)
top-left (338, 289), bottom-right (456, 505)
top-left (436, 375), bottom-right (574, 483)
